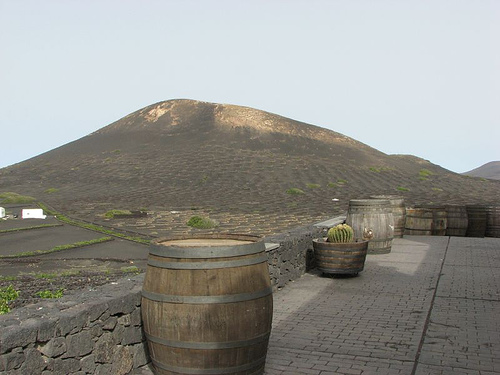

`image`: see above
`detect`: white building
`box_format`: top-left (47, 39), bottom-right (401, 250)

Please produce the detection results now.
top-left (22, 208), bottom-right (47, 219)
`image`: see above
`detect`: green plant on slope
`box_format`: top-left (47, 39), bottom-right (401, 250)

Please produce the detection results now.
top-left (187, 216), bottom-right (218, 229)
top-left (121, 266), bottom-right (140, 274)
top-left (36, 289), bottom-right (64, 299)
top-left (286, 188), bottom-right (305, 195)
top-left (104, 209), bottom-right (133, 219)
top-left (419, 169), bottom-right (433, 179)
top-left (0, 285), bottom-right (20, 315)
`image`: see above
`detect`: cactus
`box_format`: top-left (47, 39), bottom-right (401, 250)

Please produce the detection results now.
top-left (327, 224), bottom-right (354, 243)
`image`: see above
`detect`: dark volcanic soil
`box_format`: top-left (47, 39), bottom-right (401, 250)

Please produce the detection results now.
top-left (1, 270), bottom-right (142, 311)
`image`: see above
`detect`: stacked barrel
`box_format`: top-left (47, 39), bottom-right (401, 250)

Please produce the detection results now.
top-left (402, 203), bottom-right (499, 238)
top-left (349, 197), bottom-right (499, 239)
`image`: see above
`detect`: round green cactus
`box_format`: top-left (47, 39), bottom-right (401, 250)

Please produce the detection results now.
top-left (327, 224), bottom-right (354, 243)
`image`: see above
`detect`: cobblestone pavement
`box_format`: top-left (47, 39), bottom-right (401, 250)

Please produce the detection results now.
top-left (266, 236), bottom-right (500, 375)
top-left (134, 236), bottom-right (500, 375)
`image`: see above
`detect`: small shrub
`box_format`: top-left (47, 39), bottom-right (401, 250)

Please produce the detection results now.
top-left (337, 179), bottom-right (348, 184)
top-left (396, 186), bottom-right (409, 192)
top-left (187, 216), bottom-right (218, 229)
top-left (369, 167), bottom-right (381, 173)
top-left (104, 209), bottom-right (132, 219)
top-left (0, 285), bottom-right (20, 314)
top-left (419, 169), bottom-right (433, 178)
top-left (306, 183), bottom-right (321, 189)
top-left (121, 266), bottom-right (140, 274)
top-left (36, 289), bottom-right (64, 299)
top-left (286, 188), bottom-right (305, 195)
top-left (44, 188), bottom-right (59, 194)
top-left (327, 182), bottom-right (338, 188)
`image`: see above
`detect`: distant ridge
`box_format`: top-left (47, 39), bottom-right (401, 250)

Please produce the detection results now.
top-left (1, 99), bottom-right (499, 237)
top-left (463, 161), bottom-right (500, 180)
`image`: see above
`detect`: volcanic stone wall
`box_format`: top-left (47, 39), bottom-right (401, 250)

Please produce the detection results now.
top-left (0, 224), bottom-right (334, 374)
top-left (0, 275), bottom-right (148, 374)
top-left (266, 224), bottom-right (327, 288)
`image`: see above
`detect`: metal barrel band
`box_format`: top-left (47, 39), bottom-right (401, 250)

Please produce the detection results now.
top-left (145, 331), bottom-right (270, 350)
top-left (147, 254), bottom-right (268, 270)
top-left (151, 356), bottom-right (266, 375)
top-left (141, 286), bottom-right (273, 304)
top-left (316, 254), bottom-right (365, 259)
top-left (149, 241), bottom-right (265, 259)
top-left (368, 238), bottom-right (393, 243)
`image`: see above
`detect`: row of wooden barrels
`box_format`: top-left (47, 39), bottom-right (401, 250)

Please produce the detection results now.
top-left (345, 196), bottom-right (500, 255)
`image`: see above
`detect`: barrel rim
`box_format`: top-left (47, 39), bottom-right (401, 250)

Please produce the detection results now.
top-left (370, 195), bottom-right (405, 204)
top-left (348, 199), bottom-right (391, 207)
top-left (150, 234), bottom-right (265, 259)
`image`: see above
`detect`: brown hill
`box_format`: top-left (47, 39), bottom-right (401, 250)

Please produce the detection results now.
top-left (463, 161), bottom-right (500, 180)
top-left (1, 99), bottom-right (499, 237)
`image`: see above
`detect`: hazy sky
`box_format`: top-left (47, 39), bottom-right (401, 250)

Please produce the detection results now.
top-left (1, 0), bottom-right (498, 173)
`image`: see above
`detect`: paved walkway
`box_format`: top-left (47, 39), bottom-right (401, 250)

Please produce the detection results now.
top-left (266, 236), bottom-right (500, 375)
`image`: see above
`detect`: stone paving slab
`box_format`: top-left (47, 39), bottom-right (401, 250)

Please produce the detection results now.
top-left (415, 236), bottom-right (500, 375)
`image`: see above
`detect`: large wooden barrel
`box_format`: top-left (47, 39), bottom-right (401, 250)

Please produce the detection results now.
top-left (485, 205), bottom-right (500, 238)
top-left (313, 239), bottom-right (368, 274)
top-left (445, 205), bottom-right (468, 237)
top-left (346, 199), bottom-right (394, 254)
top-left (466, 205), bottom-right (487, 237)
top-left (141, 234), bottom-right (273, 375)
top-left (405, 206), bottom-right (447, 236)
top-left (371, 195), bottom-right (405, 238)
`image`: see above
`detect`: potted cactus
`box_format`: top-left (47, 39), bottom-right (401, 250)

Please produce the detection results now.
top-left (312, 224), bottom-right (370, 275)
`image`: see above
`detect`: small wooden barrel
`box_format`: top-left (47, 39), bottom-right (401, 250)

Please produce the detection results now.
top-left (371, 195), bottom-right (405, 238)
top-left (445, 205), bottom-right (468, 237)
top-left (466, 205), bottom-right (487, 237)
top-left (485, 205), bottom-right (500, 238)
top-left (346, 199), bottom-right (394, 254)
top-left (142, 234), bottom-right (273, 375)
top-left (405, 206), bottom-right (447, 236)
top-left (313, 239), bottom-right (368, 274)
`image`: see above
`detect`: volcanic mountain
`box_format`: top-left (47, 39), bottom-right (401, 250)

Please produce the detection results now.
top-left (463, 161), bottom-right (500, 181)
top-left (1, 99), bottom-right (499, 237)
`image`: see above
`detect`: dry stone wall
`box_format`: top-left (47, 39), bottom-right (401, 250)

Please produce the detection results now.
top-left (0, 223), bottom-right (335, 374)
top-left (0, 276), bottom-right (148, 375)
